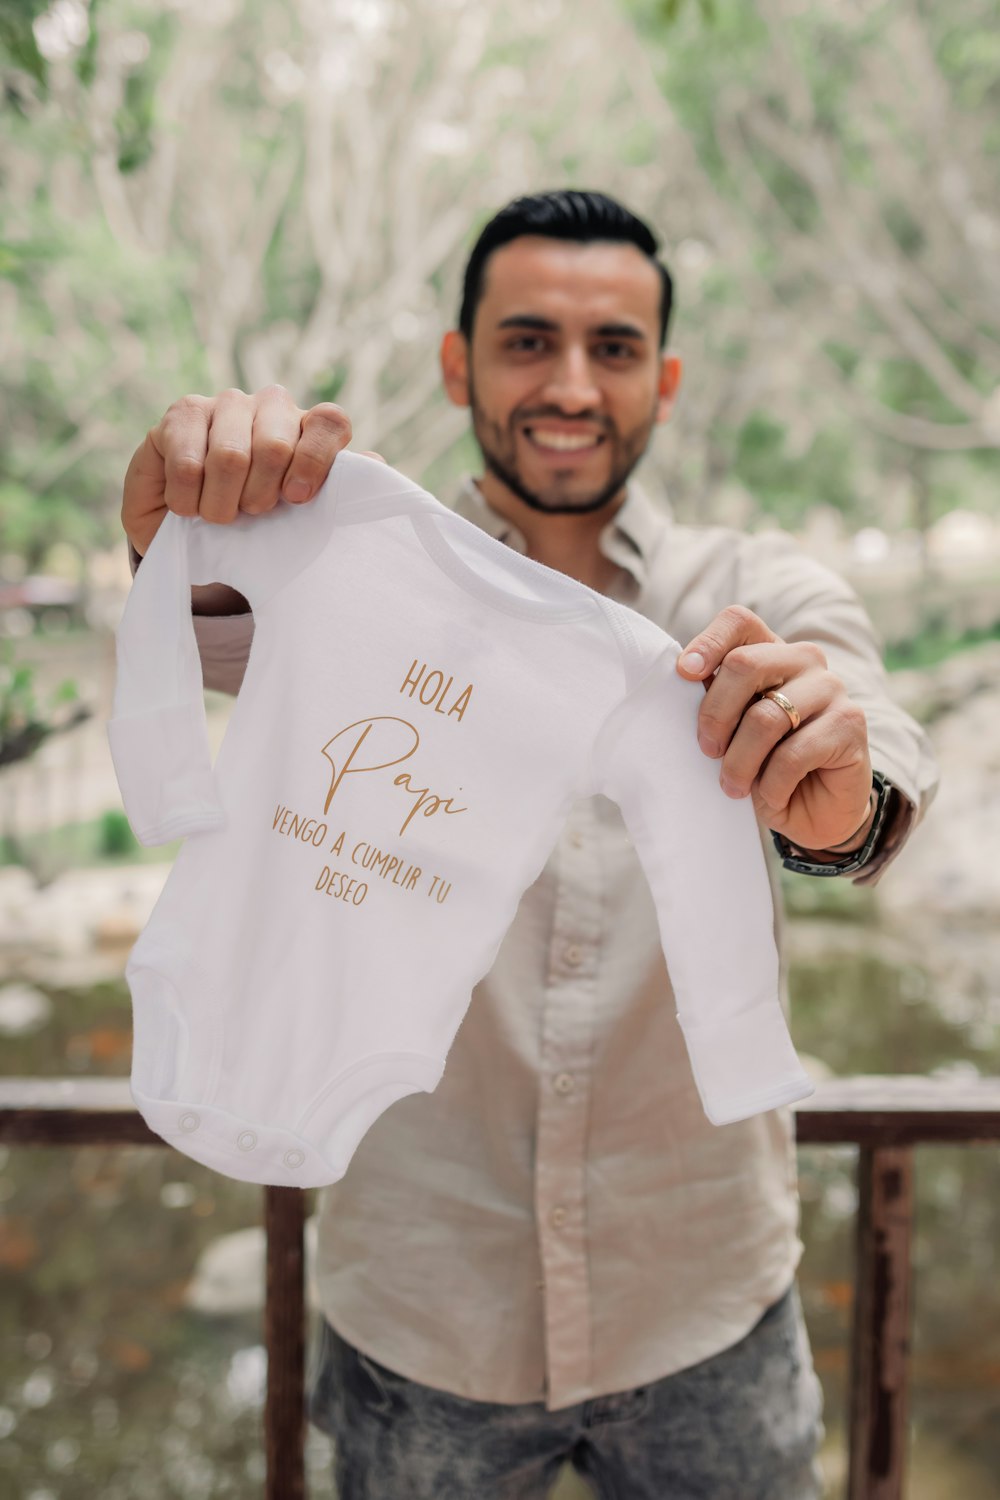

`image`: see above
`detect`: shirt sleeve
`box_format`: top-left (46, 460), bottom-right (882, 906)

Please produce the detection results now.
top-left (108, 499), bottom-right (325, 847)
top-left (738, 531), bottom-right (940, 884)
top-left (590, 644), bottom-right (815, 1127)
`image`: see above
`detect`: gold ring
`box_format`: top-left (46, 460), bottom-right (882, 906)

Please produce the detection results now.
top-left (761, 688), bottom-right (801, 732)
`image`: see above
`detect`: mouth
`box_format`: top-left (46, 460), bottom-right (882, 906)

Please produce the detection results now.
top-left (522, 426), bottom-right (607, 459)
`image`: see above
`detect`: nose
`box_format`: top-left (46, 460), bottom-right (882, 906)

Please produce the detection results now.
top-left (542, 343), bottom-right (602, 413)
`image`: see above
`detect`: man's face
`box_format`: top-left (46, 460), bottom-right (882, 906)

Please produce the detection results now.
top-left (444, 236), bottom-right (677, 517)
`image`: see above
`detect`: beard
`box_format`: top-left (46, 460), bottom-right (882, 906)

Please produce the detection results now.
top-left (467, 373), bottom-right (658, 518)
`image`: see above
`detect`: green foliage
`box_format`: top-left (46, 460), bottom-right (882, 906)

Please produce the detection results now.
top-left (624, 0), bottom-right (1000, 531)
top-left (0, 0), bottom-right (50, 94)
top-left (98, 808), bottom-right (138, 857)
top-left (883, 616), bottom-right (1000, 673)
top-left (0, 637), bottom-right (81, 769)
top-left (654, 0), bottom-right (718, 29)
top-left (731, 415), bottom-right (859, 527)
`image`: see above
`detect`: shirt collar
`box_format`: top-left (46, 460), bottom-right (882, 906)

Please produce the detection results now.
top-left (451, 473), bottom-right (668, 596)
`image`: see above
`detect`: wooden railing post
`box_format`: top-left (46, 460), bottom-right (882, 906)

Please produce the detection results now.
top-left (4, 1072), bottom-right (1000, 1500)
top-left (264, 1185), bottom-right (307, 1500)
top-left (847, 1145), bottom-right (914, 1500)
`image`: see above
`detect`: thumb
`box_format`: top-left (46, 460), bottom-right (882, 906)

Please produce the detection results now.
top-left (123, 432), bottom-right (169, 556)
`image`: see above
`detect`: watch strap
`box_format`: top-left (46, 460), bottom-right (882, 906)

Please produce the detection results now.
top-left (770, 769), bottom-right (894, 878)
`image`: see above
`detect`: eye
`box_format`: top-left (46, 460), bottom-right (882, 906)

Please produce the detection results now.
top-left (595, 341), bottom-right (636, 360)
top-left (506, 335), bottom-right (548, 353)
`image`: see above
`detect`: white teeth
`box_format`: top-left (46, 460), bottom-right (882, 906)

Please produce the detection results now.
top-left (528, 429), bottom-right (600, 451)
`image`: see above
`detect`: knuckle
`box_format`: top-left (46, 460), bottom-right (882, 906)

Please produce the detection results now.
top-left (255, 434), bottom-right (297, 471)
top-left (803, 640), bottom-right (828, 668)
top-left (699, 705), bottom-right (727, 738)
top-left (309, 402), bottom-right (353, 439)
top-left (749, 698), bottom-right (787, 735)
top-left (167, 393), bottom-right (210, 420)
top-left (171, 454), bottom-right (205, 489)
top-left (722, 603), bottom-right (756, 632)
top-left (772, 735), bottom-right (809, 777)
top-left (722, 645), bottom-right (758, 679)
top-left (207, 444), bottom-right (251, 479)
top-left (832, 701), bottom-right (867, 738)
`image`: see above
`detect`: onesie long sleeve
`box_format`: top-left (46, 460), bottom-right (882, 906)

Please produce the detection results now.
top-left (106, 450), bottom-right (814, 1187)
top-left (591, 649), bottom-right (810, 1121)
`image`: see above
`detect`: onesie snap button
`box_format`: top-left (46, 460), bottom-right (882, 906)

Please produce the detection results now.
top-left (554, 1072), bottom-right (574, 1095)
top-left (179, 1112), bottom-right (200, 1132)
top-left (283, 1149), bottom-right (305, 1169)
top-left (236, 1130), bottom-right (257, 1151)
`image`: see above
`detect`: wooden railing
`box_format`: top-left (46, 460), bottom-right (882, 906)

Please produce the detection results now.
top-left (2, 1074), bottom-right (999, 1500)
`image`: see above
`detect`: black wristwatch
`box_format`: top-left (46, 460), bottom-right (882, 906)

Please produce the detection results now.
top-left (770, 769), bottom-right (894, 878)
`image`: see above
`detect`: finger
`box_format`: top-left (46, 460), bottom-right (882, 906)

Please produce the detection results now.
top-left (696, 641), bottom-right (829, 757)
top-left (148, 394), bottom-right (214, 522)
top-left (716, 669), bottom-right (836, 798)
top-left (239, 385), bottom-right (310, 516)
top-left (753, 714), bottom-right (871, 824)
top-left (281, 402), bottom-right (353, 503)
top-left (358, 450), bottom-right (387, 464)
top-left (677, 605), bottom-right (779, 680)
top-left (200, 388), bottom-right (256, 524)
top-left (122, 434), bottom-right (168, 556)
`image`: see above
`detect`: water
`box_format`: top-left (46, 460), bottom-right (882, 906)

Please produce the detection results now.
top-left (1, 913), bottom-right (998, 1497)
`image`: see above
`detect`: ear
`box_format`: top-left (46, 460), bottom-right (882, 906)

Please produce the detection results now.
top-left (655, 352), bottom-right (682, 424)
top-left (440, 329), bottom-right (471, 408)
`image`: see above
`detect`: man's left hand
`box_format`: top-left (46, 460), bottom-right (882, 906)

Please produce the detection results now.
top-left (677, 605), bottom-right (873, 854)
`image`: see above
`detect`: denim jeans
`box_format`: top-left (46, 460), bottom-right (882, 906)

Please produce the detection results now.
top-left (305, 1280), bottom-right (826, 1499)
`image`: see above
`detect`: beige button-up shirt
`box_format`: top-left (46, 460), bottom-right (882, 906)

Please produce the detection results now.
top-left (129, 471), bottom-right (938, 1410)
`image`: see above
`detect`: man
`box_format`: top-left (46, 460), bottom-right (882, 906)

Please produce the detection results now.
top-left (121, 190), bottom-right (938, 1498)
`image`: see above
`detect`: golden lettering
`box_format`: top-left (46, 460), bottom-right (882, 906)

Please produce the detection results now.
top-left (398, 659), bottom-right (473, 723)
top-left (449, 684), bottom-right (473, 720)
top-left (273, 805), bottom-right (327, 846)
top-left (321, 716), bottom-right (419, 815)
top-left (351, 840), bottom-right (423, 890)
top-left (391, 772), bottom-right (468, 836)
top-left (315, 864), bottom-right (368, 905)
top-left (321, 716), bottom-right (467, 838)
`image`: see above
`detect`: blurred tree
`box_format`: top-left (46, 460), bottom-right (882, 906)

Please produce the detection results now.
top-left (631, 0), bottom-right (1000, 529)
top-left (1, 0), bottom-right (998, 548)
top-left (0, 0), bottom-right (686, 543)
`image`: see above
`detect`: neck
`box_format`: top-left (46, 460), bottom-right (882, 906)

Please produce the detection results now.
top-left (474, 471), bottom-right (627, 578)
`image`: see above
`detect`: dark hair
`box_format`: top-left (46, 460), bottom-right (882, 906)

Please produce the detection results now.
top-left (458, 189), bottom-right (674, 348)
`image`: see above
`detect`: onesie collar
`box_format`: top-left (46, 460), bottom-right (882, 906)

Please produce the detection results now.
top-left (452, 473), bottom-right (669, 597)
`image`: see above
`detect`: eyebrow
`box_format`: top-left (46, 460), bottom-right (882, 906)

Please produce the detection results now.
top-left (496, 314), bottom-right (648, 342)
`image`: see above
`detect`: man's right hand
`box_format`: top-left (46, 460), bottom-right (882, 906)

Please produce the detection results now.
top-left (122, 385), bottom-right (383, 559)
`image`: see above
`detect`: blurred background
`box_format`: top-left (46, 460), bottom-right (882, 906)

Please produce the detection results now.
top-left (1, 0), bottom-right (998, 1494)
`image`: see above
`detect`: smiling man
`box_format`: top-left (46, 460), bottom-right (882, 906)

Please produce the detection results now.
top-left (121, 190), bottom-right (938, 1498)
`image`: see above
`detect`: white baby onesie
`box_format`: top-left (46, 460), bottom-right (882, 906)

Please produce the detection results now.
top-left (106, 450), bottom-right (814, 1187)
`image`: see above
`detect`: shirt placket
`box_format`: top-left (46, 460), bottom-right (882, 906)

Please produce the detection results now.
top-left (535, 799), bottom-right (604, 1410)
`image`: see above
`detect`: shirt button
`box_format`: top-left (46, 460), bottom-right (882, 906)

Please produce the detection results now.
top-left (237, 1130), bottom-right (257, 1152)
top-left (554, 1072), bottom-right (574, 1095)
top-left (550, 1206), bottom-right (568, 1229)
top-left (564, 944), bottom-right (582, 966)
top-left (283, 1149), bottom-right (305, 1169)
top-left (179, 1112), bottom-right (200, 1132)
